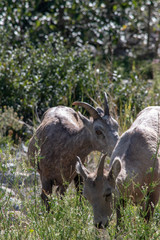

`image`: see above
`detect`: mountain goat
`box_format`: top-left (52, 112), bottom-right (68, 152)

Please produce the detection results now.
top-left (76, 106), bottom-right (160, 228)
top-left (28, 93), bottom-right (119, 210)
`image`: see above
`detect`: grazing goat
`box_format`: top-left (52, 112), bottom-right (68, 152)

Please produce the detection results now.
top-left (76, 106), bottom-right (160, 228)
top-left (28, 93), bottom-right (119, 210)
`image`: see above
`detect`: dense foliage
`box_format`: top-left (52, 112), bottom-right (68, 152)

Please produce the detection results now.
top-left (0, 0), bottom-right (160, 58)
top-left (0, 0), bottom-right (160, 132)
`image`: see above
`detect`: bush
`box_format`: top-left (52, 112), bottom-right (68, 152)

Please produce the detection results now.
top-left (0, 36), bottom-right (104, 121)
top-left (0, 33), bottom-right (159, 127)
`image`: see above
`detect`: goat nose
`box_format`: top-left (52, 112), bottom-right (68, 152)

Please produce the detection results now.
top-left (95, 221), bottom-right (104, 229)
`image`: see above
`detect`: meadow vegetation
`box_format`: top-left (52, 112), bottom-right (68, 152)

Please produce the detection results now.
top-left (0, 117), bottom-right (160, 239)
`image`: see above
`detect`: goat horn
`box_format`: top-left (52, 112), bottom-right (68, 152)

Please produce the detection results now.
top-left (104, 92), bottom-right (110, 116)
top-left (73, 101), bottom-right (101, 120)
top-left (97, 154), bottom-right (107, 177)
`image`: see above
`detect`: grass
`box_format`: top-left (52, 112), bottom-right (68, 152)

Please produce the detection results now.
top-left (0, 80), bottom-right (160, 239)
top-left (0, 139), bottom-right (160, 240)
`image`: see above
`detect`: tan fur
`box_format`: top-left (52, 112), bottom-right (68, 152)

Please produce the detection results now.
top-left (76, 106), bottom-right (160, 228)
top-left (28, 101), bottom-right (118, 208)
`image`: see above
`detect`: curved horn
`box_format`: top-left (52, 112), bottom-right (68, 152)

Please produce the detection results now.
top-left (104, 92), bottom-right (110, 116)
top-left (73, 101), bottom-right (101, 120)
top-left (97, 154), bottom-right (107, 177)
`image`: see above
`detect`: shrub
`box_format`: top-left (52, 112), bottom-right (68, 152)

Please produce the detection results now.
top-left (0, 34), bottom-right (159, 127)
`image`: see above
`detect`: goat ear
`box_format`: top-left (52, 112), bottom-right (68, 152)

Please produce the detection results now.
top-left (76, 156), bottom-right (89, 180)
top-left (78, 111), bottom-right (91, 128)
top-left (109, 157), bottom-right (121, 181)
top-left (96, 107), bottom-right (104, 117)
top-left (96, 154), bottom-right (107, 178)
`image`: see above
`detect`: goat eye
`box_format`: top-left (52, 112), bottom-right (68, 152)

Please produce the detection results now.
top-left (95, 129), bottom-right (102, 135)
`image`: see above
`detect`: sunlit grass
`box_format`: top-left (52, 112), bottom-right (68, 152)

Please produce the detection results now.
top-left (0, 142), bottom-right (160, 240)
top-left (0, 81), bottom-right (160, 239)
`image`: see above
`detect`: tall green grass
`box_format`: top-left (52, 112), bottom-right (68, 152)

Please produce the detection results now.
top-left (0, 85), bottom-right (160, 239)
top-left (0, 136), bottom-right (160, 240)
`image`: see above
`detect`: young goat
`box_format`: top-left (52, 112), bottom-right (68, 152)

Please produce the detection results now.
top-left (28, 93), bottom-right (119, 210)
top-left (77, 106), bottom-right (160, 228)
